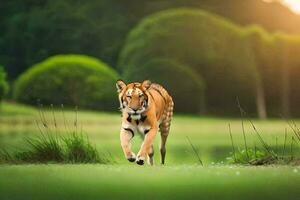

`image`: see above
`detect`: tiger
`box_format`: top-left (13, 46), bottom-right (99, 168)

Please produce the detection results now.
top-left (116, 80), bottom-right (174, 165)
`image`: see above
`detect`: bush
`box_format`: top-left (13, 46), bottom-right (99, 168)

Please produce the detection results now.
top-left (0, 132), bottom-right (109, 164)
top-left (124, 58), bottom-right (205, 113)
top-left (14, 55), bottom-right (119, 110)
top-left (118, 8), bottom-right (259, 115)
top-left (0, 109), bottom-right (111, 164)
top-left (63, 133), bottom-right (105, 163)
top-left (0, 66), bottom-right (8, 101)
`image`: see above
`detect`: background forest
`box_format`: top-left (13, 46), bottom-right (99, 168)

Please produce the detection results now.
top-left (1, 0), bottom-right (300, 118)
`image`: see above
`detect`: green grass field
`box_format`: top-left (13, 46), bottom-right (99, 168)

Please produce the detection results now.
top-left (1, 102), bottom-right (300, 200)
top-left (1, 165), bottom-right (299, 200)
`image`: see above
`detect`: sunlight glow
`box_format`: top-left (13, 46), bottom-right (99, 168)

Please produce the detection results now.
top-left (263, 0), bottom-right (300, 14)
top-left (278, 0), bottom-right (300, 14)
top-left (283, 0), bottom-right (300, 14)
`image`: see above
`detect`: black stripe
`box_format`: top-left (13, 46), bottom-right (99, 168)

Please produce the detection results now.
top-left (126, 115), bottom-right (132, 123)
top-left (123, 128), bottom-right (134, 138)
top-left (151, 88), bottom-right (167, 104)
top-left (144, 129), bottom-right (150, 135)
top-left (135, 120), bottom-right (139, 125)
top-left (148, 91), bottom-right (155, 102)
top-left (121, 99), bottom-right (125, 109)
top-left (140, 115), bottom-right (147, 122)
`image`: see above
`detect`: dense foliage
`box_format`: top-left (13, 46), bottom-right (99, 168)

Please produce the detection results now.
top-left (119, 9), bottom-right (258, 115)
top-left (2, 0), bottom-right (300, 79)
top-left (14, 55), bottom-right (119, 110)
top-left (0, 66), bottom-right (8, 101)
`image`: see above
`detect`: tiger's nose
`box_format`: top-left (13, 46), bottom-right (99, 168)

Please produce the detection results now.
top-left (132, 108), bottom-right (138, 112)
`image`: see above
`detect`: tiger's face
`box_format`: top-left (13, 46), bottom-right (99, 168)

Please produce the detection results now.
top-left (116, 80), bottom-right (151, 119)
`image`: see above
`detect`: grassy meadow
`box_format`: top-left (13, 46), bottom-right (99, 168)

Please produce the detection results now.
top-left (1, 165), bottom-right (300, 200)
top-left (0, 102), bottom-right (300, 200)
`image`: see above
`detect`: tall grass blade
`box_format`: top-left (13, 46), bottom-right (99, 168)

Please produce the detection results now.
top-left (51, 104), bottom-right (58, 134)
top-left (275, 136), bottom-right (278, 155)
top-left (290, 136), bottom-right (295, 161)
top-left (249, 119), bottom-right (275, 157)
top-left (236, 97), bottom-right (249, 159)
top-left (283, 128), bottom-right (288, 157)
top-left (284, 119), bottom-right (300, 142)
top-left (228, 123), bottom-right (236, 162)
top-left (61, 104), bottom-right (70, 134)
top-left (291, 120), bottom-right (300, 142)
top-left (74, 106), bottom-right (78, 134)
top-left (186, 136), bottom-right (203, 166)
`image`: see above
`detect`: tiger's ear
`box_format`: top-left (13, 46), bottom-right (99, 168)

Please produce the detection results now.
top-left (116, 79), bottom-right (126, 93)
top-left (142, 80), bottom-right (152, 90)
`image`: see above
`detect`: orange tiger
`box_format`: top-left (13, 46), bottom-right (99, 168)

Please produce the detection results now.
top-left (116, 80), bottom-right (174, 165)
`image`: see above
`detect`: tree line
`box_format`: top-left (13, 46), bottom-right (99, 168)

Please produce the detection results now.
top-left (1, 0), bottom-right (300, 79)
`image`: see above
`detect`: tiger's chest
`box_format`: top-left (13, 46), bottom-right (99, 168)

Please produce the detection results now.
top-left (137, 124), bottom-right (151, 135)
top-left (122, 118), bottom-right (151, 136)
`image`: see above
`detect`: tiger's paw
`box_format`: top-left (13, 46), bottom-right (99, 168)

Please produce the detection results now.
top-left (136, 156), bottom-right (145, 165)
top-left (136, 159), bottom-right (144, 165)
top-left (128, 157), bottom-right (136, 162)
top-left (127, 153), bottom-right (136, 163)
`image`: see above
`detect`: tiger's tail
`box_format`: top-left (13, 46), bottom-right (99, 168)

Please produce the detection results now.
top-left (160, 96), bottom-right (174, 135)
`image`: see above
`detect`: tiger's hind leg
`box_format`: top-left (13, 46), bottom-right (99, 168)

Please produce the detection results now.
top-left (159, 132), bottom-right (169, 165)
top-left (159, 119), bottom-right (172, 165)
top-left (159, 99), bottom-right (173, 165)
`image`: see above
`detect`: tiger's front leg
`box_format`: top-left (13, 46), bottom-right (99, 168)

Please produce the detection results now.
top-left (120, 128), bottom-right (136, 162)
top-left (136, 126), bottom-right (158, 165)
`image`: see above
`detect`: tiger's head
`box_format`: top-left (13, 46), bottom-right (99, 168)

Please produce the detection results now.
top-left (116, 80), bottom-right (152, 119)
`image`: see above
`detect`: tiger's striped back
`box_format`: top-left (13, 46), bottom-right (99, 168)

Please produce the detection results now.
top-left (149, 83), bottom-right (174, 135)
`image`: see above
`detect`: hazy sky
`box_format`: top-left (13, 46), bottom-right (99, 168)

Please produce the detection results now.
top-left (264, 0), bottom-right (300, 14)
